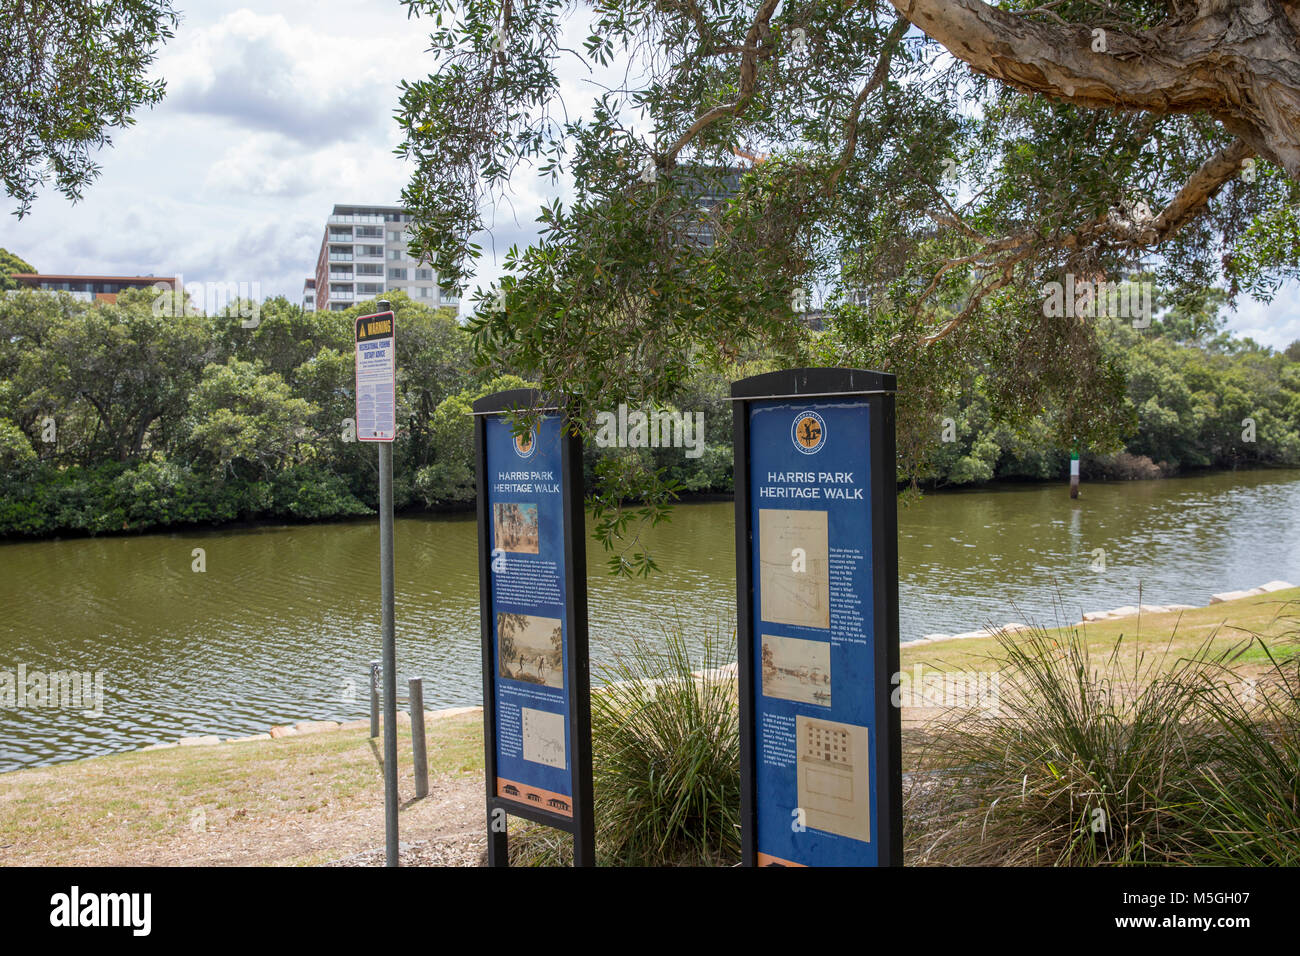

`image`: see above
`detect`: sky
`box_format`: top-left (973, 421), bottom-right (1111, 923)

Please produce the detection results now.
top-left (0, 0), bottom-right (552, 312)
top-left (1, 0), bottom-right (1296, 349)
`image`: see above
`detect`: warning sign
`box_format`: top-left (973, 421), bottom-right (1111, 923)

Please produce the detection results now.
top-left (355, 310), bottom-right (396, 442)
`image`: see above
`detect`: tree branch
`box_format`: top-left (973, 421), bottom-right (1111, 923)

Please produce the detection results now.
top-left (661, 0), bottom-right (781, 167)
top-left (826, 14), bottom-right (911, 193)
top-left (909, 137), bottom-right (1253, 344)
top-left (888, 0), bottom-right (1300, 176)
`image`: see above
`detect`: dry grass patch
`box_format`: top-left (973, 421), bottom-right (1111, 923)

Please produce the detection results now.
top-left (0, 711), bottom-right (484, 866)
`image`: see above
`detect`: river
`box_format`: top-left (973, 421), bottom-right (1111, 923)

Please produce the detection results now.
top-left (2, 468), bottom-right (1297, 772)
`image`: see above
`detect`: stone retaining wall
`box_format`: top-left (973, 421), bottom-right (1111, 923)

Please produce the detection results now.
top-left (140, 706), bottom-right (482, 752)
top-left (908, 579), bottom-right (1295, 647)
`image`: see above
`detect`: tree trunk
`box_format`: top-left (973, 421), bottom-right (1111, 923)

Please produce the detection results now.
top-left (130, 411), bottom-right (156, 460)
top-left (889, 0), bottom-right (1300, 177)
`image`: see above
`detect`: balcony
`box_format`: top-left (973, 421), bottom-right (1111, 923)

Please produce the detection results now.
top-left (329, 272), bottom-right (353, 281)
top-left (11, 289), bottom-right (96, 302)
top-left (329, 214), bottom-right (384, 224)
top-left (329, 289), bottom-right (354, 301)
top-left (328, 253), bottom-right (353, 262)
top-left (327, 233), bottom-right (353, 243)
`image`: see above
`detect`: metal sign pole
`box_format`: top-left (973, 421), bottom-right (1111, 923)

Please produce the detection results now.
top-left (355, 299), bottom-right (400, 867)
top-left (379, 437), bottom-right (398, 867)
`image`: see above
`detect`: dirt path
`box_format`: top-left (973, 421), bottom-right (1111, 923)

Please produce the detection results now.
top-left (149, 769), bottom-right (487, 867)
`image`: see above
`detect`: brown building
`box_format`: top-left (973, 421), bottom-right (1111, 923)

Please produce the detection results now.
top-left (9, 273), bottom-right (175, 305)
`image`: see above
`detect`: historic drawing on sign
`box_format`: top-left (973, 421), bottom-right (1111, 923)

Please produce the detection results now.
top-left (521, 707), bottom-right (566, 769)
top-left (493, 502), bottom-right (540, 553)
top-left (761, 634), bottom-right (831, 706)
top-left (796, 715), bottom-right (870, 842)
top-left (759, 508), bottom-right (830, 629)
top-left (497, 613), bottom-right (564, 688)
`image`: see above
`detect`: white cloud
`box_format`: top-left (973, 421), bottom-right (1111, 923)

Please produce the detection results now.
top-left (158, 9), bottom-right (424, 147)
top-left (1223, 281), bottom-right (1300, 350)
top-left (0, 4), bottom-right (431, 301)
top-left (201, 132), bottom-right (409, 202)
top-left (0, 0), bottom-right (1297, 343)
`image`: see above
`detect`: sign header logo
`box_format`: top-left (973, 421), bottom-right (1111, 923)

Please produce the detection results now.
top-left (514, 428), bottom-right (538, 459)
top-left (791, 411), bottom-right (826, 454)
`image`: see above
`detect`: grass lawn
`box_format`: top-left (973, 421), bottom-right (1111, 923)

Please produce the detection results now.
top-left (900, 587), bottom-right (1300, 678)
top-left (0, 711), bottom-right (484, 866)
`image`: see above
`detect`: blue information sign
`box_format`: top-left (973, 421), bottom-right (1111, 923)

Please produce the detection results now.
top-left (485, 414), bottom-right (575, 814)
top-left (473, 389), bottom-right (594, 866)
top-left (732, 369), bottom-right (901, 867)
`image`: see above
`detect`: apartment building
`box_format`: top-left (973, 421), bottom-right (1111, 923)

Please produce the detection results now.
top-left (8, 273), bottom-right (175, 304)
top-left (311, 203), bottom-right (459, 312)
top-left (302, 277), bottom-right (315, 312)
top-left (669, 163), bottom-right (826, 329)
top-left (671, 165), bottom-right (744, 249)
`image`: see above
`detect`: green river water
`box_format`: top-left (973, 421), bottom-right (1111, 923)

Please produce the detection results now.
top-left (1, 468), bottom-right (1297, 771)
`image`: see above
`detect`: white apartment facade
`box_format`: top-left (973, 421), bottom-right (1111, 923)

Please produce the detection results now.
top-left (310, 203), bottom-right (459, 312)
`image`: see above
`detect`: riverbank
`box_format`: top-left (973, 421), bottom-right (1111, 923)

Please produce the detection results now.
top-left (6, 464), bottom-right (1297, 544)
top-left (2, 586), bottom-right (1295, 866)
top-left (899, 583), bottom-right (1299, 677)
top-left (907, 578), bottom-right (1296, 645)
top-left (0, 707), bottom-right (488, 867)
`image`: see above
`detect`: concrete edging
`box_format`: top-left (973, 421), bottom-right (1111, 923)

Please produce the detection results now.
top-left (905, 580), bottom-right (1295, 647)
top-left (140, 705), bottom-right (483, 753)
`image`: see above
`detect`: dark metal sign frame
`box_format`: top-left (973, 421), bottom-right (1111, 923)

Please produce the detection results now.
top-left (472, 388), bottom-right (595, 867)
top-left (730, 368), bottom-right (902, 867)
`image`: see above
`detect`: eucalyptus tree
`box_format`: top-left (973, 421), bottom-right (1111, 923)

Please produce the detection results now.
top-left (0, 248), bottom-right (36, 289)
top-left (0, 289), bottom-right (212, 465)
top-left (395, 0), bottom-right (1299, 563)
top-left (1, 0), bottom-right (178, 217)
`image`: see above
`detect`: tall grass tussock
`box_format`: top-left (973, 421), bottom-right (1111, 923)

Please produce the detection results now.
top-left (908, 602), bottom-right (1300, 866)
top-left (510, 623), bottom-right (740, 866)
top-left (511, 601), bottom-right (1298, 866)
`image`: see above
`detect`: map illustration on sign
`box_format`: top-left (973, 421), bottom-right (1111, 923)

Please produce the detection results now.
top-left (759, 508), bottom-right (830, 629)
top-left (796, 715), bottom-right (870, 842)
top-left (497, 612), bottom-right (564, 689)
top-left (521, 707), bottom-right (567, 769)
top-left (761, 634), bottom-right (831, 706)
